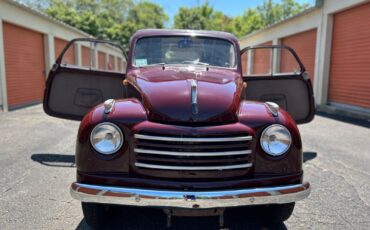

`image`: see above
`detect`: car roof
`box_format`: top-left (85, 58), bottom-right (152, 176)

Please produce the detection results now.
top-left (132, 29), bottom-right (238, 43)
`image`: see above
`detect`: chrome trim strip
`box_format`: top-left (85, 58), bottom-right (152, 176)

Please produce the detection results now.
top-left (134, 134), bottom-right (252, 142)
top-left (70, 182), bottom-right (311, 208)
top-left (135, 162), bottom-right (253, 170)
top-left (134, 148), bottom-right (252, 156)
top-left (190, 79), bottom-right (198, 115)
top-left (245, 72), bottom-right (301, 77)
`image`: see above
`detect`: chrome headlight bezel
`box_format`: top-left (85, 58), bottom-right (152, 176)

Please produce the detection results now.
top-left (260, 124), bottom-right (292, 157)
top-left (90, 122), bottom-right (124, 155)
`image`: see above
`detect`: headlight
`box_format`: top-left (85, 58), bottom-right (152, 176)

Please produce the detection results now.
top-left (260, 124), bottom-right (291, 156)
top-left (90, 122), bottom-right (123, 155)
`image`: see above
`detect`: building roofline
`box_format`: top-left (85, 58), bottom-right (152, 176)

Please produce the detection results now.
top-left (239, 6), bottom-right (321, 42)
top-left (6, 0), bottom-right (95, 38)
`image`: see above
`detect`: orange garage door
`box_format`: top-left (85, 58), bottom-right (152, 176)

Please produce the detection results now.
top-left (54, 37), bottom-right (75, 65)
top-left (108, 55), bottom-right (115, 71)
top-left (241, 52), bottom-right (248, 75)
top-left (252, 41), bottom-right (272, 75)
top-left (3, 22), bottom-right (45, 109)
top-left (117, 57), bottom-right (122, 72)
top-left (329, 3), bottom-right (370, 109)
top-left (98, 51), bottom-right (106, 70)
top-left (281, 29), bottom-right (317, 82)
top-left (81, 46), bottom-right (91, 67)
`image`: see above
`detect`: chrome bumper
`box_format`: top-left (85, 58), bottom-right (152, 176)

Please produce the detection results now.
top-left (70, 182), bottom-right (310, 209)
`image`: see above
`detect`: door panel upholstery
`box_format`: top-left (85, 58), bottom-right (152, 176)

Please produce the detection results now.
top-left (45, 68), bottom-right (126, 120)
top-left (241, 45), bottom-right (315, 124)
top-left (243, 77), bottom-right (314, 124)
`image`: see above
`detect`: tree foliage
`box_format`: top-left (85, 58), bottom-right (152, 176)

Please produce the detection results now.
top-left (230, 9), bottom-right (264, 37)
top-left (28, 0), bottom-right (168, 46)
top-left (128, 2), bottom-right (168, 29)
top-left (174, 2), bottom-right (214, 30)
top-left (174, 0), bottom-right (310, 37)
top-left (22, 0), bottom-right (311, 45)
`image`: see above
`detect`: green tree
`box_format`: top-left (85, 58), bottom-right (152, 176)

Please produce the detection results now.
top-left (173, 0), bottom-right (310, 37)
top-left (40, 0), bottom-right (168, 46)
top-left (174, 3), bottom-right (213, 30)
top-left (280, 0), bottom-right (310, 19)
top-left (127, 1), bottom-right (168, 28)
top-left (45, 0), bottom-right (102, 37)
top-left (257, 0), bottom-right (310, 27)
top-left (110, 1), bottom-right (169, 45)
top-left (24, 0), bottom-right (310, 43)
top-left (174, 2), bottom-right (232, 32)
top-left (230, 9), bottom-right (263, 37)
top-left (211, 11), bottom-right (233, 32)
top-left (44, 1), bottom-right (80, 29)
top-left (231, 0), bottom-right (310, 37)
top-left (257, 0), bottom-right (279, 26)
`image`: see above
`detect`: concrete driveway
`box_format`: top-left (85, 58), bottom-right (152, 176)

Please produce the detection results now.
top-left (0, 105), bottom-right (369, 229)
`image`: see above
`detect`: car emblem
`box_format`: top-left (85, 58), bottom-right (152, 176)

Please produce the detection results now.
top-left (190, 79), bottom-right (198, 115)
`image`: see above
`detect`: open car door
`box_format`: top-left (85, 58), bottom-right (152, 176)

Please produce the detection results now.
top-left (43, 38), bottom-right (127, 120)
top-left (241, 45), bottom-right (315, 124)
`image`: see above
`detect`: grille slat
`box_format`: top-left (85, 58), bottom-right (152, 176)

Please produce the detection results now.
top-left (136, 141), bottom-right (250, 150)
top-left (136, 154), bottom-right (250, 164)
top-left (135, 162), bottom-right (253, 171)
top-left (135, 134), bottom-right (252, 142)
top-left (133, 133), bottom-right (254, 175)
top-left (134, 148), bottom-right (251, 156)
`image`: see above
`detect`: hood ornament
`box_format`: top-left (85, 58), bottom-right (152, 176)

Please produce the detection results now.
top-left (190, 79), bottom-right (198, 115)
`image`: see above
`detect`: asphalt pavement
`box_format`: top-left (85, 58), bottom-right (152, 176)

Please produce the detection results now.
top-left (0, 105), bottom-right (369, 229)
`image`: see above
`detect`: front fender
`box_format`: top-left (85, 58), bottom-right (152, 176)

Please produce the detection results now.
top-left (237, 101), bottom-right (303, 175)
top-left (76, 98), bottom-right (147, 173)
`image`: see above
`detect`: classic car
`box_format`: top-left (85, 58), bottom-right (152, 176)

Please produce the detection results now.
top-left (43, 29), bottom-right (314, 228)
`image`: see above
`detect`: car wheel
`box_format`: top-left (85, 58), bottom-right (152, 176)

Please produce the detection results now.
top-left (257, 202), bottom-right (295, 223)
top-left (82, 202), bottom-right (110, 229)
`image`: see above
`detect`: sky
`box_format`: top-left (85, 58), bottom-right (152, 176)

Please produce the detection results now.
top-left (150, 0), bottom-right (316, 26)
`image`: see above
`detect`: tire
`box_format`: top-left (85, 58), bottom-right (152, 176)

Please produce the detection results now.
top-left (257, 202), bottom-right (295, 223)
top-left (82, 202), bottom-right (110, 229)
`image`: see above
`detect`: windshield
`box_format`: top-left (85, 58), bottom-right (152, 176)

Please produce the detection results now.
top-left (133, 36), bottom-right (237, 68)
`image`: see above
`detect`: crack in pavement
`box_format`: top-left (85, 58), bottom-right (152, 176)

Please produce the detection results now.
top-left (332, 158), bottom-right (370, 177)
top-left (305, 160), bottom-right (370, 208)
top-left (1, 164), bottom-right (37, 194)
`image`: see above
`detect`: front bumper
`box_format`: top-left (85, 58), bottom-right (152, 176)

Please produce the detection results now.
top-left (70, 182), bottom-right (310, 209)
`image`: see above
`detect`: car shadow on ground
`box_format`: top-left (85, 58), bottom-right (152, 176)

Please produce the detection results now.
top-left (31, 153), bottom-right (75, 167)
top-left (75, 206), bottom-right (288, 230)
top-left (316, 111), bottom-right (370, 128)
top-left (303, 151), bottom-right (317, 163)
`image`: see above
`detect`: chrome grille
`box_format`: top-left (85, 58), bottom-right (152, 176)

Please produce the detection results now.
top-left (133, 133), bottom-right (253, 172)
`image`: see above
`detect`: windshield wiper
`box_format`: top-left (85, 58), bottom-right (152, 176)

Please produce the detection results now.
top-left (181, 61), bottom-right (210, 71)
top-left (138, 62), bottom-right (166, 70)
top-left (182, 61), bottom-right (209, 66)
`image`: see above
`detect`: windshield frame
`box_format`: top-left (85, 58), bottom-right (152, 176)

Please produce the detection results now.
top-left (130, 35), bottom-right (239, 70)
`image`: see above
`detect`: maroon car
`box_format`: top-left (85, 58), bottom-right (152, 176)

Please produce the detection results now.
top-left (44, 29), bottom-right (314, 228)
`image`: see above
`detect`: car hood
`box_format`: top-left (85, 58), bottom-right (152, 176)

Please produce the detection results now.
top-left (127, 66), bottom-right (243, 124)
